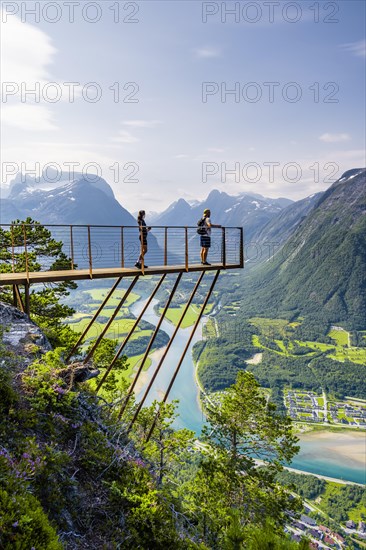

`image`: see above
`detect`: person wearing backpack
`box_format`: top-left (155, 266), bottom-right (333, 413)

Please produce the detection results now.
top-left (198, 208), bottom-right (221, 265)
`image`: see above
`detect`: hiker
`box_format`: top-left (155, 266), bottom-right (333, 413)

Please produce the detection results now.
top-left (199, 208), bottom-right (221, 266)
top-left (135, 210), bottom-right (151, 268)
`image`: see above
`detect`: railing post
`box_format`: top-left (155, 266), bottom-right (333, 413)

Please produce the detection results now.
top-left (23, 224), bottom-right (29, 282)
top-left (11, 224), bottom-right (15, 272)
top-left (24, 282), bottom-right (30, 316)
top-left (185, 227), bottom-right (188, 272)
top-left (121, 226), bottom-right (124, 268)
top-left (222, 227), bottom-right (226, 268)
top-left (140, 225), bottom-right (144, 275)
top-left (70, 225), bottom-right (74, 270)
top-left (87, 225), bottom-right (93, 278)
top-left (239, 227), bottom-right (244, 268)
top-left (164, 227), bottom-right (168, 266)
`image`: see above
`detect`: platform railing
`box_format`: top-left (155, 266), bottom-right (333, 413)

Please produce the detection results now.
top-left (0, 224), bottom-right (243, 279)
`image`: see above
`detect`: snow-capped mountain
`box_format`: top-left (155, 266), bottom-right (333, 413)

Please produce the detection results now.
top-left (1, 173), bottom-right (133, 225)
top-left (151, 190), bottom-right (293, 241)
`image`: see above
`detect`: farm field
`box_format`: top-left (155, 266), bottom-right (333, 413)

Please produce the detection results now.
top-left (158, 302), bottom-right (214, 328)
top-left (248, 317), bottom-right (366, 365)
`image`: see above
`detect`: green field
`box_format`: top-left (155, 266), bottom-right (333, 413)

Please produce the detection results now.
top-left (67, 318), bottom-right (137, 341)
top-left (328, 328), bottom-right (349, 347)
top-left (83, 289), bottom-right (141, 308)
top-left (249, 317), bottom-right (366, 366)
top-left (159, 302), bottom-right (214, 328)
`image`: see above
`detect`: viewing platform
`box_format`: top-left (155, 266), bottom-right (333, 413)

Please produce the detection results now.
top-left (0, 223), bottom-right (244, 285)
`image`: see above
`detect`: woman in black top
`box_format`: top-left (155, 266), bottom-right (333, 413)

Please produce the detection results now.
top-left (135, 210), bottom-right (151, 268)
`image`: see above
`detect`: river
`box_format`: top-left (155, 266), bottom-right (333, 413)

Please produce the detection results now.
top-left (131, 298), bottom-right (365, 485)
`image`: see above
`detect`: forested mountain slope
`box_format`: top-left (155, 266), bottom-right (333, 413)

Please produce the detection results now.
top-left (236, 169), bottom-right (366, 329)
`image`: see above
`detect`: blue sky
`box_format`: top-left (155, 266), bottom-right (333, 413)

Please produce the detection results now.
top-left (1, 0), bottom-right (365, 211)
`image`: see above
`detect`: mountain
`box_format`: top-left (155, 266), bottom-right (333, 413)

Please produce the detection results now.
top-left (235, 168), bottom-right (366, 329)
top-left (0, 173), bottom-right (165, 268)
top-left (1, 174), bottom-right (133, 225)
top-left (245, 192), bottom-right (323, 268)
top-left (152, 190), bottom-right (294, 242)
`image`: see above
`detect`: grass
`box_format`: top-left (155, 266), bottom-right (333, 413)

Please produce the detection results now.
top-left (158, 302), bottom-right (214, 328)
top-left (83, 289), bottom-right (141, 308)
top-left (66, 318), bottom-right (137, 341)
top-left (328, 347), bottom-right (366, 365)
top-left (203, 318), bottom-right (217, 339)
top-left (328, 328), bottom-right (349, 347)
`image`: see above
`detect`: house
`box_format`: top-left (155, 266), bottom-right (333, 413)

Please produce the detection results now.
top-left (333, 532), bottom-right (345, 543)
top-left (301, 514), bottom-right (317, 526)
top-left (324, 535), bottom-right (335, 546)
top-left (346, 520), bottom-right (356, 529)
top-left (359, 521), bottom-right (366, 533)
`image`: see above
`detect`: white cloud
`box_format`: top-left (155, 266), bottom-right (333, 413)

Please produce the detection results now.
top-left (174, 154), bottom-right (189, 159)
top-left (207, 147), bottom-right (225, 153)
top-left (0, 9), bottom-right (56, 84)
top-left (341, 39), bottom-right (366, 58)
top-left (1, 104), bottom-right (57, 131)
top-left (123, 120), bottom-right (162, 128)
top-left (319, 133), bottom-right (351, 143)
top-left (194, 47), bottom-right (221, 59)
top-left (111, 130), bottom-right (139, 144)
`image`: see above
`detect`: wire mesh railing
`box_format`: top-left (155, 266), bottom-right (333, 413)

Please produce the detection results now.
top-left (0, 224), bottom-right (243, 278)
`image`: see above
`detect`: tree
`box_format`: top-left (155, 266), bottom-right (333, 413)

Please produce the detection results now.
top-left (0, 219), bottom-right (77, 347)
top-left (133, 400), bottom-right (195, 487)
top-left (181, 371), bottom-right (301, 547)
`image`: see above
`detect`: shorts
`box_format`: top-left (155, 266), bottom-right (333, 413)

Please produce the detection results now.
top-left (200, 235), bottom-right (211, 248)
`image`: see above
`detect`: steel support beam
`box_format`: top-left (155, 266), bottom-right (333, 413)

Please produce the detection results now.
top-left (66, 277), bottom-right (123, 362)
top-left (118, 273), bottom-right (183, 419)
top-left (145, 270), bottom-right (220, 442)
top-left (96, 274), bottom-right (166, 393)
top-left (127, 271), bottom-right (205, 431)
top-left (83, 276), bottom-right (139, 364)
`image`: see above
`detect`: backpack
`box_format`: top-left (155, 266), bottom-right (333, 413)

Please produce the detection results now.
top-left (197, 218), bottom-right (207, 235)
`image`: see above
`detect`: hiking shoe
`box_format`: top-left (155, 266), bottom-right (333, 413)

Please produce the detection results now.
top-left (134, 262), bottom-right (141, 268)
top-left (202, 261), bottom-right (211, 266)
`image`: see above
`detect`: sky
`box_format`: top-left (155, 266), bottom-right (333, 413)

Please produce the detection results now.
top-left (1, 0), bottom-right (365, 212)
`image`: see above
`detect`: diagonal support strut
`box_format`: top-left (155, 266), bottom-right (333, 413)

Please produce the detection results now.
top-left (66, 277), bottom-right (123, 362)
top-left (145, 270), bottom-right (220, 443)
top-left (82, 276), bottom-right (139, 364)
top-left (127, 271), bottom-right (205, 431)
top-left (118, 273), bottom-right (183, 420)
top-left (96, 274), bottom-right (167, 393)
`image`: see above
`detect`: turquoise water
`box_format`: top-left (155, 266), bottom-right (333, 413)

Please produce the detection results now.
top-left (132, 299), bottom-right (365, 485)
top-left (290, 437), bottom-right (365, 484)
